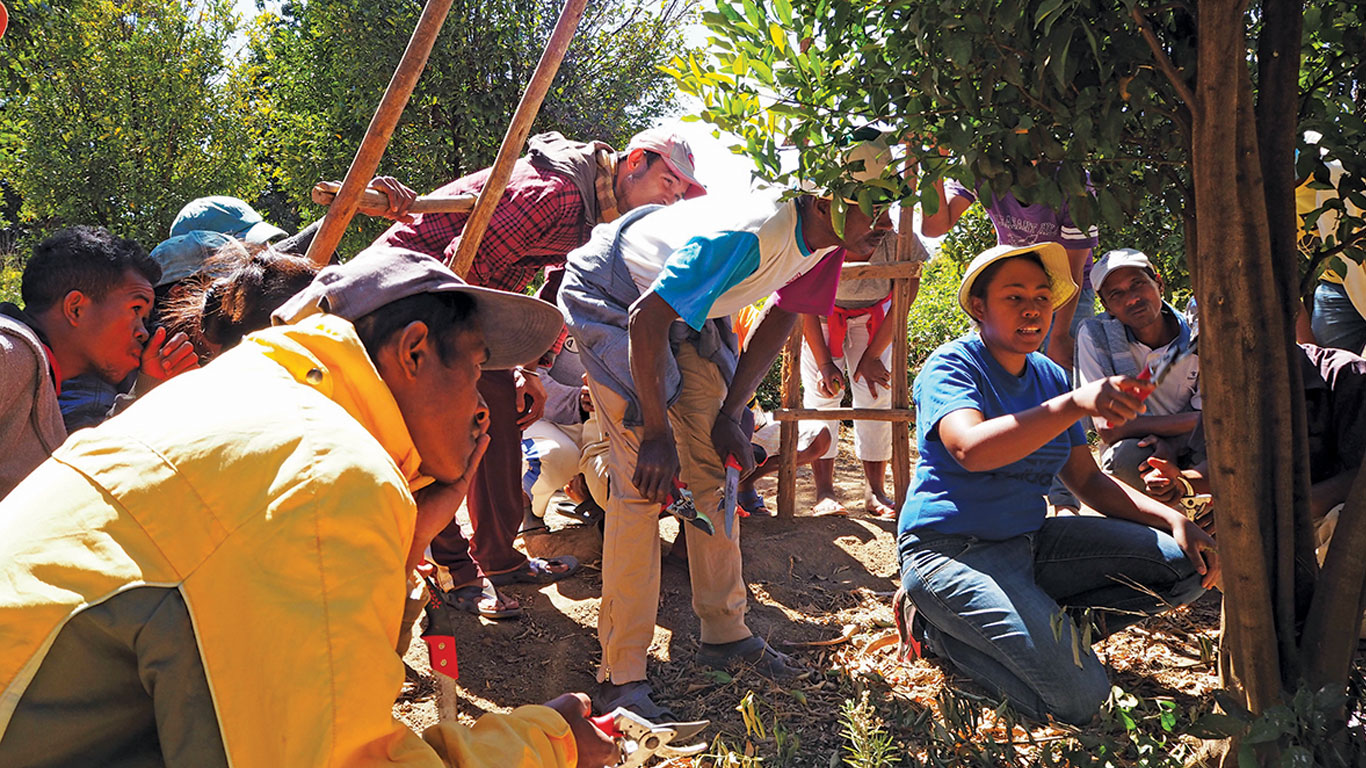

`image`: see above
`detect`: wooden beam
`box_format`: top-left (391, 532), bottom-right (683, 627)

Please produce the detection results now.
top-left (839, 261), bottom-right (923, 280)
top-left (772, 407), bottom-right (914, 422)
top-left (776, 326), bottom-right (802, 518)
top-left (303, 0), bottom-right (456, 267)
top-left (448, 0), bottom-right (589, 276)
top-left (311, 182), bottom-right (475, 217)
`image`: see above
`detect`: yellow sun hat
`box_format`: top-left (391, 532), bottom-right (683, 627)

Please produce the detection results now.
top-left (956, 242), bottom-right (1077, 315)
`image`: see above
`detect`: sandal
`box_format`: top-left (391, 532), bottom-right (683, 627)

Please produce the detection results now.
top-left (813, 496), bottom-right (847, 517)
top-left (554, 497), bottom-right (604, 525)
top-left (737, 489), bottom-right (772, 517)
top-left (488, 555), bottom-right (580, 586)
top-left (445, 579), bottom-right (522, 620)
top-left (696, 635), bottom-right (801, 680)
top-left (596, 680), bottom-right (675, 721)
top-left (865, 496), bottom-right (897, 519)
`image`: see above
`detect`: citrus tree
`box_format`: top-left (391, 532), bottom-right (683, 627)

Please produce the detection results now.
top-left (673, 0), bottom-right (1366, 762)
top-left (0, 0), bottom-right (258, 245)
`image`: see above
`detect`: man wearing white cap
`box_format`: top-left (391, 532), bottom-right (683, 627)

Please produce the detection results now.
top-left (559, 132), bottom-right (896, 719)
top-left (1075, 248), bottom-right (1203, 490)
top-left (375, 128), bottom-right (704, 618)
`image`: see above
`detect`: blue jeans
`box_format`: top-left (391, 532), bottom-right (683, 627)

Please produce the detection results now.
top-left (898, 517), bottom-right (1205, 724)
top-left (1310, 281), bottom-right (1366, 354)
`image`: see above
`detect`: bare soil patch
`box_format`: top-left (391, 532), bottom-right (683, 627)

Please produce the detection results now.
top-left (396, 428), bottom-right (1223, 765)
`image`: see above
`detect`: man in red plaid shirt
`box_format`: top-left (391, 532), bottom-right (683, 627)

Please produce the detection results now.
top-left (375, 128), bottom-right (703, 617)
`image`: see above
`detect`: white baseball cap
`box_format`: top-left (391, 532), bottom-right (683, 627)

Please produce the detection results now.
top-left (1091, 248), bottom-right (1156, 293)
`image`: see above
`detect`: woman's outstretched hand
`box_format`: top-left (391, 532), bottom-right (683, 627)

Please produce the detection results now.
top-left (1069, 376), bottom-right (1155, 426)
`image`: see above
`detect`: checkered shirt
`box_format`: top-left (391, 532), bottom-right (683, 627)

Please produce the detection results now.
top-left (375, 158), bottom-right (588, 292)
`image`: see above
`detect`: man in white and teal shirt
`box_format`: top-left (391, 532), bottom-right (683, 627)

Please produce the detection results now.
top-left (560, 175), bottom-right (893, 719)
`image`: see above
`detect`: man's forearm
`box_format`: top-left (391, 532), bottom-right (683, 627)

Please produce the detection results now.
top-left (628, 292), bottom-right (682, 438)
top-left (1311, 469), bottom-right (1357, 521)
top-left (802, 314), bottom-right (834, 366)
top-left (722, 306), bottom-right (799, 419)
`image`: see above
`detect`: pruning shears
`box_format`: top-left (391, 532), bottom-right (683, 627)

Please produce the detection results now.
top-left (590, 708), bottom-right (709, 768)
top-left (415, 563), bottom-right (458, 680)
top-left (663, 479), bottom-right (715, 536)
top-left (1137, 335), bottom-right (1199, 391)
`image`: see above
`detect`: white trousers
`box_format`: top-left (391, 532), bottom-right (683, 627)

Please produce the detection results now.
top-left (799, 313), bottom-right (893, 462)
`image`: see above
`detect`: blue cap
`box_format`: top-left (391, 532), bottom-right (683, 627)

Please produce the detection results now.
top-left (149, 230), bottom-right (234, 287)
top-left (170, 196), bottom-right (286, 244)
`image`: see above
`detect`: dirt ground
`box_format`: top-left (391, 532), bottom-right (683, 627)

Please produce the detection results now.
top-left (395, 428), bottom-right (1224, 764)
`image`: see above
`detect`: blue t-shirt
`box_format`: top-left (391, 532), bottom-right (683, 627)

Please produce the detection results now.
top-left (898, 333), bottom-right (1087, 540)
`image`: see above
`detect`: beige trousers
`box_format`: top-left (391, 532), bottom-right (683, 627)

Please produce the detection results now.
top-left (588, 343), bottom-right (751, 683)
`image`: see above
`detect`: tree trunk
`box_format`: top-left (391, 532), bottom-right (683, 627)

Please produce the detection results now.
top-left (1192, 0), bottom-right (1303, 722)
top-left (1254, 0), bottom-right (1317, 688)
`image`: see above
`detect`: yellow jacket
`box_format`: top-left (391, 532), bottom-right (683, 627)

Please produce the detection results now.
top-left (0, 315), bottom-right (577, 768)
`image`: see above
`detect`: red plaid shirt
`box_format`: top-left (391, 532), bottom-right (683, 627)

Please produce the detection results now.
top-left (376, 159), bottom-right (588, 292)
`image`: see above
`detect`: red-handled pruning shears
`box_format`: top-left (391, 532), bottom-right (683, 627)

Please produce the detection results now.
top-left (415, 563), bottom-right (457, 680)
top-left (589, 708), bottom-right (708, 767)
top-left (662, 479), bottom-right (715, 536)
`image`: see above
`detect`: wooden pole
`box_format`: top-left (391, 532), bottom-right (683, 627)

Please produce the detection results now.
top-left (776, 326), bottom-right (802, 518)
top-left (302, 0), bottom-right (456, 267)
top-left (447, 0), bottom-right (590, 276)
top-left (773, 407), bottom-right (912, 422)
top-left (891, 193), bottom-right (916, 507)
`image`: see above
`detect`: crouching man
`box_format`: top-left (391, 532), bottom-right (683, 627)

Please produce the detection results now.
top-left (559, 137), bottom-right (895, 719)
top-left (1075, 248), bottom-right (1203, 490)
top-left (0, 246), bottom-right (616, 768)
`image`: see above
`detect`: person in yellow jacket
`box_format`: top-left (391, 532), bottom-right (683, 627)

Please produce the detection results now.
top-left (0, 245), bottom-right (618, 768)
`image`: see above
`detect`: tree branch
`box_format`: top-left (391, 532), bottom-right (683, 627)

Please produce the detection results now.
top-left (1131, 5), bottom-right (1198, 119)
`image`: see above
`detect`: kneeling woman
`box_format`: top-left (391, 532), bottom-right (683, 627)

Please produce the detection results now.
top-left (896, 243), bottom-right (1218, 725)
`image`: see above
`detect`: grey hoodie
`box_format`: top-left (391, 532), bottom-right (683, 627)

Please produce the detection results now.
top-left (0, 306), bottom-right (66, 498)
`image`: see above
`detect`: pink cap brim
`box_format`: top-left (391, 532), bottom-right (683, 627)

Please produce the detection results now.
top-left (657, 157), bottom-right (705, 199)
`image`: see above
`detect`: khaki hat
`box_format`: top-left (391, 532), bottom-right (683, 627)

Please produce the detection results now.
top-left (272, 245), bottom-right (563, 370)
top-left (1091, 248), bottom-right (1156, 293)
top-left (626, 128), bottom-right (706, 199)
top-left (957, 242), bottom-right (1077, 315)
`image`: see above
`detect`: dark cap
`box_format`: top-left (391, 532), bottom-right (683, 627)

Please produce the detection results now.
top-left (272, 245), bottom-right (563, 370)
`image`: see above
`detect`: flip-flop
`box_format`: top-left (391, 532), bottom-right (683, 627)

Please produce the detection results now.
top-left (696, 635), bottom-right (802, 679)
top-left (554, 497), bottom-right (604, 525)
top-left (865, 498), bottom-right (897, 519)
top-left (444, 580), bottom-right (522, 620)
top-left (517, 522), bottom-right (550, 537)
top-left (813, 497), bottom-right (848, 517)
top-left (488, 555), bottom-right (580, 586)
top-left (595, 680), bottom-right (675, 721)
